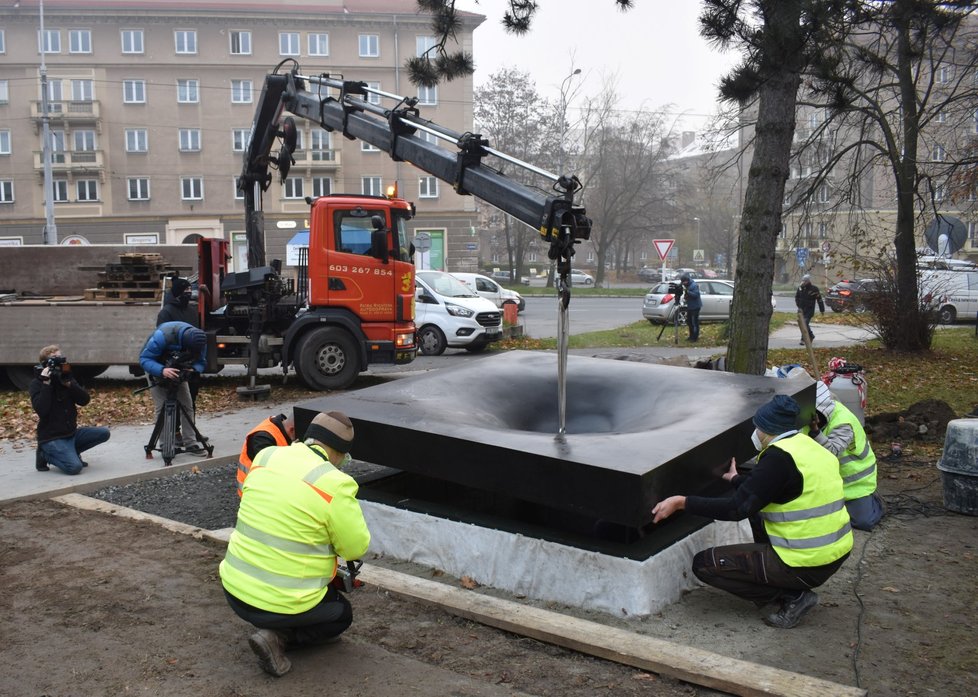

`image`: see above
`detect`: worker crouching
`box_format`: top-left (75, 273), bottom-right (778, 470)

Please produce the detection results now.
top-left (219, 411), bottom-right (370, 676)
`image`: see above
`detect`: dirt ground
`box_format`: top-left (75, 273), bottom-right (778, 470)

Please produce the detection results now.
top-left (2, 453), bottom-right (977, 697)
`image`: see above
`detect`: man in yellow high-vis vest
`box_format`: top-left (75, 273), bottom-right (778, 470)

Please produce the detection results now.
top-left (806, 381), bottom-right (884, 531)
top-left (652, 394), bottom-right (853, 629)
top-left (219, 411), bottom-right (370, 677)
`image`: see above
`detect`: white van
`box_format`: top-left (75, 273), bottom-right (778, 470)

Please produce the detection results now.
top-left (920, 269), bottom-right (978, 323)
top-left (415, 270), bottom-right (503, 355)
top-left (450, 272), bottom-right (525, 312)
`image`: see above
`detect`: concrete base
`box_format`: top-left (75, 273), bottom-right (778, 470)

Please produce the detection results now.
top-left (360, 499), bottom-right (752, 618)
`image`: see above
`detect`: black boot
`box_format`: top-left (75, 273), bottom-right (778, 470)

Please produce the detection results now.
top-left (36, 448), bottom-right (49, 472)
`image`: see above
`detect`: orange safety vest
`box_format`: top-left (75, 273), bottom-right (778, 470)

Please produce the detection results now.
top-left (236, 417), bottom-right (291, 497)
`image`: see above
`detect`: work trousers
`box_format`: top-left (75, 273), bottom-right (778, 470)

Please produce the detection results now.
top-left (224, 587), bottom-right (353, 646)
top-left (692, 517), bottom-right (849, 605)
top-left (847, 491), bottom-right (885, 532)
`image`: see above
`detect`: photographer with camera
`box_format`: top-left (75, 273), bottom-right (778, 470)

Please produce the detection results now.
top-left (680, 273), bottom-right (702, 342)
top-left (138, 321), bottom-right (207, 454)
top-left (29, 345), bottom-right (110, 475)
top-left (156, 276), bottom-right (202, 434)
top-left (220, 411), bottom-right (370, 677)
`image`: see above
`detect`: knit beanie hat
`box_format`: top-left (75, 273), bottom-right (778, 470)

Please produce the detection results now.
top-left (184, 328), bottom-right (207, 352)
top-left (753, 394), bottom-right (800, 435)
top-left (815, 381), bottom-right (835, 419)
top-left (171, 277), bottom-right (191, 297)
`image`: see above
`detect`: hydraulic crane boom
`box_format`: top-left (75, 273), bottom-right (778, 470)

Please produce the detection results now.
top-left (240, 66), bottom-right (591, 270)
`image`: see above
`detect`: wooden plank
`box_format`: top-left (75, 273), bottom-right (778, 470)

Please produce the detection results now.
top-left (357, 566), bottom-right (867, 697)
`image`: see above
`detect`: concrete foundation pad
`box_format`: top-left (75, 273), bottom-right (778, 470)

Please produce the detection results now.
top-left (361, 499), bottom-right (752, 618)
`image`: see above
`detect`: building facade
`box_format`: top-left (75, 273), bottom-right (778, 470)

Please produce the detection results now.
top-left (0, 0), bottom-right (485, 272)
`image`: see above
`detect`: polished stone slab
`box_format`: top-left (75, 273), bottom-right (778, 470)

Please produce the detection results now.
top-left (296, 351), bottom-right (814, 528)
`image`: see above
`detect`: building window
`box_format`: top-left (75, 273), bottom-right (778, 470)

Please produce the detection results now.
top-left (74, 130), bottom-right (96, 152)
top-left (779, 224), bottom-right (787, 239)
top-left (179, 128), bottom-right (202, 152)
top-left (69, 29), bottom-right (92, 54)
top-left (312, 177), bottom-right (332, 197)
top-left (362, 141), bottom-right (379, 152)
top-left (366, 81), bottom-right (381, 106)
top-left (232, 128), bottom-right (251, 152)
top-left (279, 32), bottom-right (300, 56)
top-left (0, 180), bottom-right (13, 203)
top-left (969, 222), bottom-right (978, 243)
top-left (234, 177), bottom-right (244, 200)
top-left (419, 176), bottom-right (438, 198)
top-left (39, 29), bottom-right (61, 54)
top-left (937, 109), bottom-right (947, 124)
top-left (283, 177), bottom-right (304, 199)
top-left (417, 85), bottom-right (437, 105)
top-left (935, 184), bottom-right (946, 202)
top-left (127, 178), bottom-right (150, 201)
top-left (47, 79), bottom-right (63, 106)
top-left (0, 130), bottom-right (9, 155)
top-left (932, 145), bottom-right (946, 162)
top-left (802, 223), bottom-right (813, 245)
top-left (121, 29), bottom-right (143, 54)
top-left (175, 30), bottom-right (197, 55)
top-left (0, 80), bottom-right (8, 104)
top-left (358, 34), bottom-right (379, 57)
top-left (123, 79), bottom-right (146, 104)
top-left (52, 180), bottom-right (68, 202)
top-left (818, 222), bottom-right (828, 239)
top-left (71, 79), bottom-right (94, 102)
top-left (362, 176), bottom-right (382, 196)
top-left (181, 177), bottom-right (203, 200)
top-left (177, 79), bottom-right (199, 104)
top-left (125, 128), bottom-right (148, 153)
top-left (817, 184), bottom-right (830, 203)
top-left (76, 179), bottom-right (99, 202)
top-left (937, 65), bottom-right (952, 84)
top-left (0, 29), bottom-right (5, 54)
top-left (231, 80), bottom-right (253, 104)
top-left (310, 130), bottom-right (332, 160)
top-left (50, 130), bottom-right (65, 162)
top-left (416, 35), bottom-right (436, 57)
top-left (308, 33), bottom-right (328, 56)
top-left (229, 30), bottom-right (251, 55)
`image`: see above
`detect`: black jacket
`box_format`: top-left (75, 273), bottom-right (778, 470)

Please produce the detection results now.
top-left (29, 373), bottom-right (91, 443)
top-left (795, 283), bottom-right (825, 313)
top-left (156, 295), bottom-right (199, 327)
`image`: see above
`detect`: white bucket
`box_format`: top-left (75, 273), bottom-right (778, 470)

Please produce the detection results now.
top-left (829, 374), bottom-right (866, 425)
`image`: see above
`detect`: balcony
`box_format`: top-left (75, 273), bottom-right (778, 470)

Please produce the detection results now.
top-left (292, 148), bottom-right (341, 169)
top-left (33, 149), bottom-right (105, 175)
top-left (31, 100), bottom-right (101, 127)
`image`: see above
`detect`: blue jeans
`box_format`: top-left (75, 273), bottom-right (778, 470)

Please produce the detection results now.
top-left (687, 307), bottom-right (701, 341)
top-left (39, 427), bottom-right (111, 475)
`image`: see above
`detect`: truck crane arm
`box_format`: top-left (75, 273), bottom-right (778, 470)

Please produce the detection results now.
top-left (240, 65), bottom-right (591, 273)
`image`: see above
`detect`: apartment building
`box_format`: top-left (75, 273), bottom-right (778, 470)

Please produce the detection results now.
top-left (0, 0), bottom-right (484, 271)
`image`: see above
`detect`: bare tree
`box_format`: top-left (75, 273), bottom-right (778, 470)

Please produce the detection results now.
top-left (474, 67), bottom-right (557, 282)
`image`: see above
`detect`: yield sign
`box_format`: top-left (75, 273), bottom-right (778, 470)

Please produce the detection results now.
top-left (653, 239), bottom-right (675, 261)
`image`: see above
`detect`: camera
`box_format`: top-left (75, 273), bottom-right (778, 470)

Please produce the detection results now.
top-left (668, 282), bottom-right (685, 303)
top-left (43, 355), bottom-right (71, 377)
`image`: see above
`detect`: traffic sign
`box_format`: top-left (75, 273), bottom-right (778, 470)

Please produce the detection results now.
top-left (414, 232), bottom-right (431, 252)
top-left (796, 247), bottom-right (809, 267)
top-left (653, 239), bottom-right (675, 261)
top-left (821, 241), bottom-right (831, 253)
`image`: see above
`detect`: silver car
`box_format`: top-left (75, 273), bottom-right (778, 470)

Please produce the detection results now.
top-left (642, 280), bottom-right (775, 324)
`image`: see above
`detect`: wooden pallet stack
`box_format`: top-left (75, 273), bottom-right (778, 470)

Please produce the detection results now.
top-left (83, 252), bottom-right (174, 301)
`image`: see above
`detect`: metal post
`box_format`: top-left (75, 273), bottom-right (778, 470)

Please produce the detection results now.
top-left (39, 0), bottom-right (57, 245)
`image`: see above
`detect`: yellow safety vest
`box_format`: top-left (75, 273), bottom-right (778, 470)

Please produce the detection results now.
top-left (760, 433), bottom-right (853, 568)
top-left (219, 442), bottom-right (370, 614)
top-left (825, 401), bottom-right (878, 501)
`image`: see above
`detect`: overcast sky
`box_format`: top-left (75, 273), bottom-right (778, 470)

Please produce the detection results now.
top-left (453, 1), bottom-right (738, 130)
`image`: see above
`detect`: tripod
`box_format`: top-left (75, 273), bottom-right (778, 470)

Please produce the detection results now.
top-left (141, 378), bottom-right (213, 467)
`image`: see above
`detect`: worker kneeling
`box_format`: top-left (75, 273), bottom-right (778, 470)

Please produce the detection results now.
top-left (219, 411), bottom-right (369, 677)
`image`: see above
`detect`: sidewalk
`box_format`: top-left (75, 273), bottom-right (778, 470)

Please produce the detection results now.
top-left (0, 319), bottom-right (874, 505)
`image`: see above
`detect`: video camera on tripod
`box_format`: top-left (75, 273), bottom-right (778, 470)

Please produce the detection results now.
top-left (668, 281), bottom-right (686, 305)
top-left (163, 350), bottom-right (197, 384)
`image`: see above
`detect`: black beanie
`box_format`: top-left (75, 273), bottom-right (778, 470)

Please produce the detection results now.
top-left (184, 328), bottom-right (207, 352)
top-left (171, 277), bottom-right (191, 297)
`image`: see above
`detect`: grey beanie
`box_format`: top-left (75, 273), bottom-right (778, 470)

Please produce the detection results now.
top-left (753, 395), bottom-right (801, 435)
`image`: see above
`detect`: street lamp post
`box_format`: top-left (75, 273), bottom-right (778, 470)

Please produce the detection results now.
top-left (39, 0), bottom-right (57, 245)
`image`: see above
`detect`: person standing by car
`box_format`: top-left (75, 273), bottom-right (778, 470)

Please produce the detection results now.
top-left (651, 394), bottom-right (852, 629)
top-left (29, 345), bottom-right (110, 474)
top-left (680, 273), bottom-right (702, 342)
top-left (806, 382), bottom-right (884, 531)
top-left (795, 274), bottom-right (825, 345)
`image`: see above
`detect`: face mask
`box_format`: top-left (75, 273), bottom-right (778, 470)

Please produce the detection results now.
top-left (177, 293), bottom-right (191, 308)
top-left (751, 430), bottom-right (764, 452)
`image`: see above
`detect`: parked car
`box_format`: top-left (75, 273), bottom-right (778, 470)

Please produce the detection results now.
top-left (637, 266), bottom-right (663, 283)
top-left (920, 269), bottom-right (978, 324)
top-left (489, 269), bottom-right (515, 282)
top-left (642, 279), bottom-right (775, 325)
top-left (414, 271), bottom-right (503, 355)
top-left (825, 279), bottom-right (881, 313)
top-left (569, 270), bottom-right (594, 286)
top-left (451, 272), bottom-right (525, 312)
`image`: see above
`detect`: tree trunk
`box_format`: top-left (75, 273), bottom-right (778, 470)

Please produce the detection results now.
top-left (727, 1), bottom-right (804, 375)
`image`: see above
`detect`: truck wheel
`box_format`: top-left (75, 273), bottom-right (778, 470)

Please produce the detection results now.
top-left (418, 325), bottom-right (447, 356)
top-left (5, 366), bottom-right (35, 391)
top-left (939, 305), bottom-right (956, 324)
top-left (296, 327), bottom-right (360, 391)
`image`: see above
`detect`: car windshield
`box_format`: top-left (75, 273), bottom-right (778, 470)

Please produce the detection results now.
top-left (418, 271), bottom-right (477, 298)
